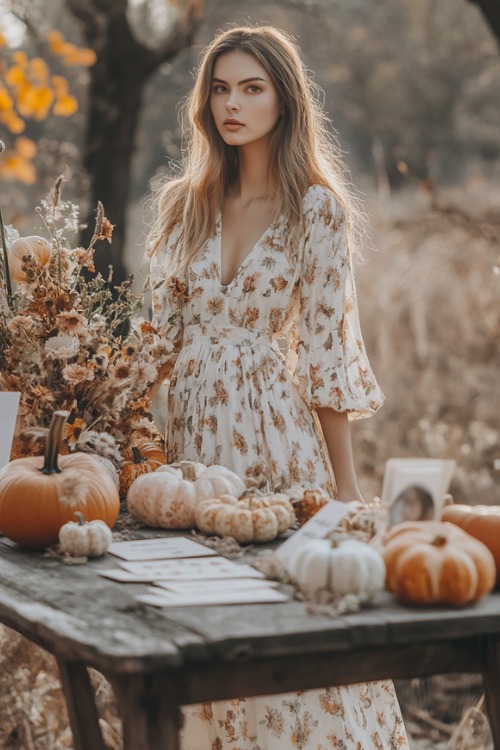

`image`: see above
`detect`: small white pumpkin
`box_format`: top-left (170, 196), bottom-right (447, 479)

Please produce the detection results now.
top-left (195, 491), bottom-right (295, 543)
top-left (126, 460), bottom-right (246, 529)
top-left (58, 512), bottom-right (113, 558)
top-left (289, 538), bottom-right (386, 602)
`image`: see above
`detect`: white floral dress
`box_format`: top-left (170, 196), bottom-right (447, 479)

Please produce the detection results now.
top-left (150, 185), bottom-right (409, 749)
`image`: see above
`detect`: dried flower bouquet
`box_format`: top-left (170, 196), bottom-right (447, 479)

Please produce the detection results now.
top-left (0, 177), bottom-right (173, 465)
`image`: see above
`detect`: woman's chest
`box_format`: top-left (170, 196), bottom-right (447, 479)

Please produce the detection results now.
top-left (185, 231), bottom-right (299, 332)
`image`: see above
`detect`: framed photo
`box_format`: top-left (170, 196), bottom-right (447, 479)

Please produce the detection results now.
top-left (0, 393), bottom-right (20, 471)
top-left (381, 458), bottom-right (456, 527)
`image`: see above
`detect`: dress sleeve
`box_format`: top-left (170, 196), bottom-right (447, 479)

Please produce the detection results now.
top-left (149, 239), bottom-right (184, 379)
top-left (286, 187), bottom-right (384, 419)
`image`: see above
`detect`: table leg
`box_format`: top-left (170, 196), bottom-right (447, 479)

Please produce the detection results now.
top-left (56, 657), bottom-right (106, 750)
top-left (483, 636), bottom-right (500, 750)
top-left (111, 673), bottom-right (182, 750)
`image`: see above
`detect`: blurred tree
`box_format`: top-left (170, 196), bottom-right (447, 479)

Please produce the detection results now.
top-left (0, 25), bottom-right (94, 184)
top-left (65, 0), bottom-right (203, 281)
top-left (469, 0), bottom-right (500, 46)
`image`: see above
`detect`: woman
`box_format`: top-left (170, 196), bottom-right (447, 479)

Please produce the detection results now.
top-left (149, 24), bottom-right (408, 750)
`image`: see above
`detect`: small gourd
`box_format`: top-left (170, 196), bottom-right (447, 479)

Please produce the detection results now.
top-left (291, 488), bottom-right (330, 526)
top-left (59, 512), bottom-right (113, 558)
top-left (288, 538), bottom-right (386, 601)
top-left (0, 411), bottom-right (120, 548)
top-left (382, 520), bottom-right (496, 605)
top-left (126, 460), bottom-right (246, 529)
top-left (194, 489), bottom-right (296, 543)
top-left (119, 442), bottom-right (166, 498)
top-left (8, 235), bottom-right (51, 283)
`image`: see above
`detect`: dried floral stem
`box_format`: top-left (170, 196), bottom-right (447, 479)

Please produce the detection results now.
top-left (0, 208), bottom-right (14, 309)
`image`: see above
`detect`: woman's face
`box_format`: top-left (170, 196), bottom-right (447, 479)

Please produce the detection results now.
top-left (210, 50), bottom-right (281, 148)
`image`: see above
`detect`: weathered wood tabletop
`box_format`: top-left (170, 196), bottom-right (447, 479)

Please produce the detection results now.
top-left (0, 531), bottom-right (499, 750)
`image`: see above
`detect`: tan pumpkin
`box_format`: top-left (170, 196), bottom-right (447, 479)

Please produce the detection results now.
top-left (441, 504), bottom-right (500, 583)
top-left (291, 488), bottom-right (330, 526)
top-left (58, 512), bottom-right (113, 558)
top-left (0, 411), bottom-right (120, 549)
top-left (119, 442), bottom-right (166, 497)
top-left (382, 520), bottom-right (496, 605)
top-left (195, 489), bottom-right (296, 543)
top-left (8, 235), bottom-right (51, 283)
top-left (126, 460), bottom-right (246, 529)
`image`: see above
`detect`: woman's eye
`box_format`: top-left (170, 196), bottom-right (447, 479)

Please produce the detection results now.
top-left (247, 85), bottom-right (262, 94)
top-left (212, 85), bottom-right (227, 94)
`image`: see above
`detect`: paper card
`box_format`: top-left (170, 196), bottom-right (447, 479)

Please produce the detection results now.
top-left (108, 536), bottom-right (216, 561)
top-left (136, 586), bottom-right (289, 608)
top-left (97, 568), bottom-right (158, 583)
top-left (0, 393), bottom-right (20, 471)
top-left (275, 500), bottom-right (351, 563)
top-left (381, 458), bottom-right (456, 526)
top-left (154, 578), bottom-right (278, 595)
top-left (117, 556), bottom-right (265, 581)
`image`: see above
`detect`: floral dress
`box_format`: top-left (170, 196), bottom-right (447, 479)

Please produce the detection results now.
top-left (150, 185), bottom-right (409, 749)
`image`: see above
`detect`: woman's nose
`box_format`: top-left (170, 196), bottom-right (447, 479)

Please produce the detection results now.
top-left (225, 96), bottom-right (240, 112)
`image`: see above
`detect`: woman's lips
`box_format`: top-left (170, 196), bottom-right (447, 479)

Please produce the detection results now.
top-left (223, 119), bottom-right (244, 131)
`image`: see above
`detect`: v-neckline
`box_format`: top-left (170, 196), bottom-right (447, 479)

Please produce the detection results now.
top-left (216, 212), bottom-right (277, 289)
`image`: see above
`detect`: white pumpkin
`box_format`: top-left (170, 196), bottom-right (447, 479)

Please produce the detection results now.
top-left (195, 492), bottom-right (295, 543)
top-left (289, 538), bottom-right (386, 602)
top-left (58, 512), bottom-right (113, 558)
top-left (126, 460), bottom-right (246, 529)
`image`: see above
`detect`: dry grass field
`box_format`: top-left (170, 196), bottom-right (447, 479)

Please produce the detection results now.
top-left (1, 183), bottom-right (498, 748)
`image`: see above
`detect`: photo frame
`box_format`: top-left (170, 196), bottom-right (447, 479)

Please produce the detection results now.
top-left (381, 458), bottom-right (456, 527)
top-left (0, 393), bottom-right (20, 471)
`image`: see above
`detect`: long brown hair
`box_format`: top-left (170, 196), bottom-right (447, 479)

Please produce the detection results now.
top-left (147, 25), bottom-right (367, 271)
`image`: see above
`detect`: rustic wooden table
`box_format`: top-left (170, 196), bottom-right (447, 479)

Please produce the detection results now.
top-left (0, 534), bottom-right (499, 750)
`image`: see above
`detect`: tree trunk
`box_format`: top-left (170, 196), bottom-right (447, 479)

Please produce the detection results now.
top-left (468, 0), bottom-right (500, 48)
top-left (67, 0), bottom-right (203, 283)
top-left (81, 28), bottom-right (148, 282)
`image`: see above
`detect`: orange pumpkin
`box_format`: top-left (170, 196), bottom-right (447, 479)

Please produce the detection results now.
top-left (8, 235), bottom-right (51, 283)
top-left (119, 442), bottom-right (166, 498)
top-left (0, 411), bottom-right (120, 549)
top-left (291, 488), bottom-right (329, 526)
top-left (442, 504), bottom-right (500, 583)
top-left (382, 520), bottom-right (496, 605)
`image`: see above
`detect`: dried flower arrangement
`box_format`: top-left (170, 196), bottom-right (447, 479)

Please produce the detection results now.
top-left (0, 176), bottom-right (174, 465)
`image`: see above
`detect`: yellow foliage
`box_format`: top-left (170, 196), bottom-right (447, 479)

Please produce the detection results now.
top-left (5, 65), bottom-right (26, 86)
top-left (0, 137), bottom-right (37, 184)
top-left (0, 27), bottom-right (90, 180)
top-left (29, 57), bottom-right (50, 83)
top-left (16, 136), bottom-right (37, 159)
top-left (53, 93), bottom-right (78, 116)
top-left (0, 86), bottom-right (14, 111)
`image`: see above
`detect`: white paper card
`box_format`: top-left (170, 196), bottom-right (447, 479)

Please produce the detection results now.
top-left (155, 578), bottom-right (278, 595)
top-left (0, 393), bottom-right (20, 471)
top-left (118, 556), bottom-right (265, 581)
top-left (276, 500), bottom-right (351, 563)
top-left (108, 537), bottom-right (216, 561)
top-left (381, 458), bottom-right (456, 526)
top-left (136, 586), bottom-right (289, 607)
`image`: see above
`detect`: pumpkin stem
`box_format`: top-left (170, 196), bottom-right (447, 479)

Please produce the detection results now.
top-left (40, 410), bottom-right (70, 475)
top-left (131, 446), bottom-right (146, 464)
top-left (432, 534), bottom-right (448, 547)
top-left (171, 460), bottom-right (198, 481)
top-left (74, 512), bottom-right (87, 526)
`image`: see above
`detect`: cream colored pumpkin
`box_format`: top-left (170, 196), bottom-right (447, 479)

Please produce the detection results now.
top-left (288, 538), bottom-right (386, 601)
top-left (58, 512), bottom-right (113, 558)
top-left (8, 235), bottom-right (51, 283)
top-left (194, 492), bottom-right (295, 543)
top-left (126, 460), bottom-right (245, 529)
